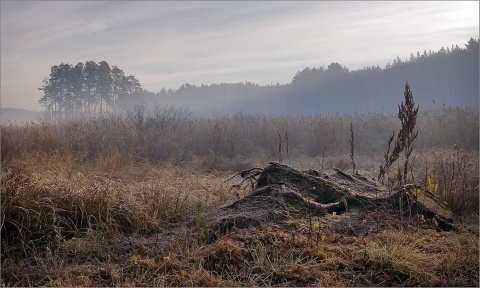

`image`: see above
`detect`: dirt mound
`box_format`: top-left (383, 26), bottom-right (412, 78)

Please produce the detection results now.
top-left (210, 162), bottom-right (454, 236)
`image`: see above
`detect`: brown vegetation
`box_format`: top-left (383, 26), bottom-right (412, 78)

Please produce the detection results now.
top-left (1, 108), bottom-right (478, 286)
top-left (378, 81), bottom-right (419, 182)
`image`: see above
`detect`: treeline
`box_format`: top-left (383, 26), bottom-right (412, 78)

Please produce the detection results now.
top-left (39, 38), bottom-right (479, 119)
top-left (286, 38), bottom-right (479, 115)
top-left (39, 61), bottom-right (155, 122)
top-left (156, 37), bottom-right (479, 116)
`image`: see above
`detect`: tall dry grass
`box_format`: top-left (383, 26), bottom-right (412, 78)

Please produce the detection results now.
top-left (406, 146), bottom-right (479, 217)
top-left (0, 146), bottom-right (240, 284)
top-left (2, 106), bottom-right (477, 165)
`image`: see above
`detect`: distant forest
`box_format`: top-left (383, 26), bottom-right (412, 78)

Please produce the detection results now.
top-left (39, 38), bottom-right (479, 120)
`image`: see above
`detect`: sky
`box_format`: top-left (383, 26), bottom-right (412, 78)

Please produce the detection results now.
top-left (1, 1), bottom-right (478, 111)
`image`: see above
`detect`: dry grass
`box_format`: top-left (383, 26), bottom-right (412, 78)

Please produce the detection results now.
top-left (2, 107), bottom-right (478, 165)
top-left (1, 110), bottom-right (479, 286)
top-left (404, 147), bottom-right (480, 217)
top-left (366, 228), bottom-right (479, 286)
top-left (1, 150), bottom-right (239, 286)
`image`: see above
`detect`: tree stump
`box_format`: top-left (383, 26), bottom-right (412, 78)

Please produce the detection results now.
top-left (210, 162), bottom-right (454, 235)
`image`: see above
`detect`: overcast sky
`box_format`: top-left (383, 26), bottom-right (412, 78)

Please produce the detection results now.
top-left (1, 1), bottom-right (478, 111)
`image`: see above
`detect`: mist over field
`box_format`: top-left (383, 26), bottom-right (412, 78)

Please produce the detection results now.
top-left (2, 37), bottom-right (478, 124)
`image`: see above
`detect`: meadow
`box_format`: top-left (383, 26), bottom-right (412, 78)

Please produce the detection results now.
top-left (1, 106), bottom-right (478, 286)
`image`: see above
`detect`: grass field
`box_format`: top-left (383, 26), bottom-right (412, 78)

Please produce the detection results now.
top-left (1, 108), bottom-right (478, 286)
